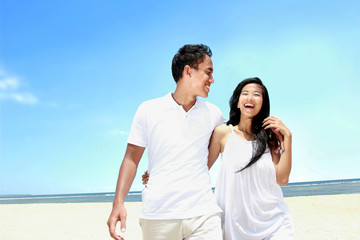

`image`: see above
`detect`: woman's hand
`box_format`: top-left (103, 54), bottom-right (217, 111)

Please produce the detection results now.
top-left (263, 116), bottom-right (291, 153)
top-left (263, 116), bottom-right (291, 138)
top-left (263, 116), bottom-right (292, 185)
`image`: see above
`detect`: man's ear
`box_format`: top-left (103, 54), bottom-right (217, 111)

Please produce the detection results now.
top-left (183, 65), bottom-right (192, 78)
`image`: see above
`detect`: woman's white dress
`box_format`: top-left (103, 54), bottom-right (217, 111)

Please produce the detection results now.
top-left (214, 125), bottom-right (292, 240)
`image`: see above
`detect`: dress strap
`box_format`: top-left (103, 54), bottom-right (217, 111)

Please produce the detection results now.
top-left (229, 124), bottom-right (234, 133)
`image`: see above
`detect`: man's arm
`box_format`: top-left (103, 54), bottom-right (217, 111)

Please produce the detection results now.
top-left (208, 125), bottom-right (229, 169)
top-left (208, 128), bottom-right (221, 170)
top-left (107, 143), bottom-right (145, 240)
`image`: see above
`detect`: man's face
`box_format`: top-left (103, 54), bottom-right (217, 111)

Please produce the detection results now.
top-left (189, 55), bottom-right (214, 98)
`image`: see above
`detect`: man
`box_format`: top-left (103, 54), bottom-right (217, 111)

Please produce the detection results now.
top-left (107, 44), bottom-right (224, 240)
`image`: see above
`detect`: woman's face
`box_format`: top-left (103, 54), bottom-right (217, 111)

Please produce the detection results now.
top-left (237, 83), bottom-right (263, 119)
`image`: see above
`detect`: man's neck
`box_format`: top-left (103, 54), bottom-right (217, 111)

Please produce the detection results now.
top-left (172, 90), bottom-right (196, 112)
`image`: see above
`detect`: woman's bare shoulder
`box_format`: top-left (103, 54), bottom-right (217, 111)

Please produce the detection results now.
top-left (214, 124), bottom-right (231, 136)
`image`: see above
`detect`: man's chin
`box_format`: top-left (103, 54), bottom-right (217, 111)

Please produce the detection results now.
top-left (201, 91), bottom-right (210, 98)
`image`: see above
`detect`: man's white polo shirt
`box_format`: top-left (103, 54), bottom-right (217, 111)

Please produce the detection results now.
top-left (127, 93), bottom-right (224, 220)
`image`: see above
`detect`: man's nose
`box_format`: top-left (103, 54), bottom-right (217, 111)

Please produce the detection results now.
top-left (209, 76), bottom-right (214, 84)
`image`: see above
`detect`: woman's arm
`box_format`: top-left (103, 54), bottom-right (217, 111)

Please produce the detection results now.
top-left (263, 116), bottom-right (292, 185)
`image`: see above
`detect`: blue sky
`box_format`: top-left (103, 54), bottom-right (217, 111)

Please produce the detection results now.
top-left (1, 0), bottom-right (359, 195)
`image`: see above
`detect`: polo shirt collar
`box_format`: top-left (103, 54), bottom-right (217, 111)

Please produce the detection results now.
top-left (166, 92), bottom-right (205, 111)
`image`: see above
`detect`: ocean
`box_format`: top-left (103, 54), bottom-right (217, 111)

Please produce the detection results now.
top-left (1, 178), bottom-right (359, 204)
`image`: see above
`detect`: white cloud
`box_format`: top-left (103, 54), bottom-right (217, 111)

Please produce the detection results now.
top-left (0, 77), bottom-right (20, 90)
top-left (107, 129), bottom-right (129, 136)
top-left (7, 92), bottom-right (38, 104)
top-left (0, 68), bottom-right (38, 105)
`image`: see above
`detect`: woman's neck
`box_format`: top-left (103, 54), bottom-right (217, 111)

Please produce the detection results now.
top-left (234, 117), bottom-right (253, 140)
top-left (236, 117), bottom-right (252, 134)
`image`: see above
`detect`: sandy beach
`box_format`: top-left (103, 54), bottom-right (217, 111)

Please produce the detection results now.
top-left (1, 193), bottom-right (359, 240)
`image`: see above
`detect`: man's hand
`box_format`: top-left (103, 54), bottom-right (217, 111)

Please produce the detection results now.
top-left (142, 171), bottom-right (149, 185)
top-left (107, 203), bottom-right (127, 240)
top-left (107, 144), bottom-right (145, 240)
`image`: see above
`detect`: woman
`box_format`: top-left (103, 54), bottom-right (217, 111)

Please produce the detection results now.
top-left (208, 77), bottom-right (293, 240)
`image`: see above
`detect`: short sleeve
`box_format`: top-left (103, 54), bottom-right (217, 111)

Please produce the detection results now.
top-left (216, 107), bottom-right (225, 126)
top-left (127, 103), bottom-right (148, 148)
top-left (211, 103), bottom-right (225, 127)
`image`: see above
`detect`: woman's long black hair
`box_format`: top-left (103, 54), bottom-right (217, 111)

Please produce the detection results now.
top-left (227, 77), bottom-right (277, 171)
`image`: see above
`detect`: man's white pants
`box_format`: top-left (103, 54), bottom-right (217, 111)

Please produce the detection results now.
top-left (139, 213), bottom-right (222, 240)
